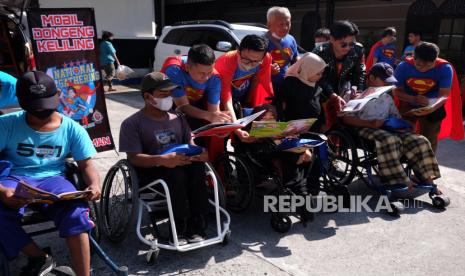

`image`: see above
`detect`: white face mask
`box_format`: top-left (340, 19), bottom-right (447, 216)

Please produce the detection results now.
top-left (151, 96), bottom-right (173, 111)
top-left (314, 42), bottom-right (325, 48)
top-left (271, 32), bottom-right (283, 40)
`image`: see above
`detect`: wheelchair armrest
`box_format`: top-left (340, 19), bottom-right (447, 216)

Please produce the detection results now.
top-left (301, 132), bottom-right (328, 142)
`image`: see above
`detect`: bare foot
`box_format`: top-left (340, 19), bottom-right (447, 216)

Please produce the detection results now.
top-left (108, 87), bottom-right (117, 92)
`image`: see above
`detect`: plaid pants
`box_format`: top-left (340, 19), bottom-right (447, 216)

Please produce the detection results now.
top-left (358, 128), bottom-right (441, 186)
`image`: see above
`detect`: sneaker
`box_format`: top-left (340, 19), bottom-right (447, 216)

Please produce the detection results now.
top-left (169, 235), bottom-right (188, 246)
top-left (19, 247), bottom-right (56, 276)
top-left (187, 234), bottom-right (205, 243)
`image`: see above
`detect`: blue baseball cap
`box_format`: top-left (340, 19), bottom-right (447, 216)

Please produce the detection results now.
top-left (369, 62), bottom-right (397, 83)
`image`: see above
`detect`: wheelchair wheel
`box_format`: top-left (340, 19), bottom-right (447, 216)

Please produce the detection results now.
top-left (270, 214), bottom-right (292, 233)
top-left (100, 159), bottom-right (138, 243)
top-left (325, 128), bottom-right (357, 186)
top-left (215, 153), bottom-right (254, 212)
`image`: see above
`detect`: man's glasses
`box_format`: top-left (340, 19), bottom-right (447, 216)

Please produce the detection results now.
top-left (340, 41), bottom-right (356, 49)
top-left (240, 54), bottom-right (263, 65)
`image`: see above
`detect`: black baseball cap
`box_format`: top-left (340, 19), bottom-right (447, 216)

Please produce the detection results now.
top-left (16, 71), bottom-right (59, 110)
top-left (141, 72), bottom-right (179, 93)
top-left (369, 62), bottom-right (397, 83)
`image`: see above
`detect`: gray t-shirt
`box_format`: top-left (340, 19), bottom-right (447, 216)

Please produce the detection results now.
top-left (119, 110), bottom-right (191, 155)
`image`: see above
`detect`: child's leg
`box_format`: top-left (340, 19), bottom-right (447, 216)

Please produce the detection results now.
top-left (0, 177), bottom-right (40, 260)
top-left (185, 163), bottom-right (209, 217)
top-left (402, 133), bottom-right (441, 183)
top-left (35, 176), bottom-right (94, 274)
top-left (66, 233), bottom-right (90, 276)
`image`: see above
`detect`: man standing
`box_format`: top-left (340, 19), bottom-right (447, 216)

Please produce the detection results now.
top-left (266, 6), bottom-right (299, 94)
top-left (394, 42), bottom-right (463, 151)
top-left (402, 31), bottom-right (422, 60)
top-left (366, 27), bottom-right (398, 70)
top-left (161, 44), bottom-right (230, 129)
top-left (312, 20), bottom-right (365, 129)
top-left (215, 34), bottom-right (273, 141)
top-left (99, 31), bottom-right (120, 92)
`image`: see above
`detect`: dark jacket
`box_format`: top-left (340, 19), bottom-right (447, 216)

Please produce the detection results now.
top-left (312, 42), bottom-right (366, 97)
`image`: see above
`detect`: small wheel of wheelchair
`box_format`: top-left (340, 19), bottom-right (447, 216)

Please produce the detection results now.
top-left (146, 248), bottom-right (160, 265)
top-left (215, 153), bottom-right (254, 212)
top-left (432, 196), bottom-right (450, 209)
top-left (270, 214), bottom-right (292, 233)
top-left (388, 201), bottom-right (405, 216)
top-left (222, 230), bottom-right (232, 246)
top-left (100, 159), bottom-right (138, 243)
top-left (325, 128), bottom-right (358, 186)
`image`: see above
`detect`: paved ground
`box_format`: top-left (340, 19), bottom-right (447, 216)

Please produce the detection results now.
top-left (9, 86), bottom-right (465, 275)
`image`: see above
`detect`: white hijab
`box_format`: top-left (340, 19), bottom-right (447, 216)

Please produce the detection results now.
top-left (285, 52), bottom-right (327, 87)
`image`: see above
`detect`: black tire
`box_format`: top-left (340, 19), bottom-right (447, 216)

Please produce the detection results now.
top-left (270, 214), bottom-right (292, 233)
top-left (432, 196), bottom-right (450, 209)
top-left (325, 128), bottom-right (358, 186)
top-left (100, 159), bottom-right (138, 243)
top-left (215, 153), bottom-right (254, 212)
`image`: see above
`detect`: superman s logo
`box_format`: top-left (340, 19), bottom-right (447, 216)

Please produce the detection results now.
top-left (232, 73), bottom-right (255, 89)
top-left (382, 49), bottom-right (395, 59)
top-left (184, 86), bottom-right (205, 102)
top-left (271, 48), bottom-right (293, 68)
top-left (406, 78), bottom-right (436, 94)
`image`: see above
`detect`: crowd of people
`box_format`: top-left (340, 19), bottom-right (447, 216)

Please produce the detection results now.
top-left (0, 5), bottom-right (463, 276)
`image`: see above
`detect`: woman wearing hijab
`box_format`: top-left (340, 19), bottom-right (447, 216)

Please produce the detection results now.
top-left (278, 52), bottom-right (328, 131)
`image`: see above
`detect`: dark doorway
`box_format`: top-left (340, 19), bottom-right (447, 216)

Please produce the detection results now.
top-left (404, 0), bottom-right (440, 48)
top-left (300, 11), bottom-right (321, 51)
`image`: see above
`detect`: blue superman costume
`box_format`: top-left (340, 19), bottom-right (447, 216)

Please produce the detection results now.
top-left (366, 41), bottom-right (398, 71)
top-left (398, 57), bottom-right (463, 141)
top-left (161, 56), bottom-right (224, 162)
top-left (214, 50), bottom-right (274, 109)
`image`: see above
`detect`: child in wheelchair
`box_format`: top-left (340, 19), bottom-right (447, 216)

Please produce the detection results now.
top-left (119, 72), bottom-right (210, 246)
top-left (0, 72), bottom-right (100, 276)
top-left (232, 104), bottom-right (316, 225)
top-left (340, 63), bottom-right (445, 200)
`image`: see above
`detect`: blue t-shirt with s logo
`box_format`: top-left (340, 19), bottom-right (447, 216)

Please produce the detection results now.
top-left (0, 111), bottom-right (96, 178)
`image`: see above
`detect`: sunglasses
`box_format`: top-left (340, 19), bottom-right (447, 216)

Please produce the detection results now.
top-left (240, 54), bottom-right (263, 65)
top-left (340, 41), bottom-right (356, 49)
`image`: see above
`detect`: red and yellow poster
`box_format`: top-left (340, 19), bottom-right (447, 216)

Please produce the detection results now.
top-left (27, 8), bottom-right (114, 151)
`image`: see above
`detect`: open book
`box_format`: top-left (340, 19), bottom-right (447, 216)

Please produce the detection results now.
top-left (249, 118), bottom-right (317, 138)
top-left (338, 85), bottom-right (394, 116)
top-left (192, 110), bottom-right (266, 137)
top-left (14, 180), bottom-right (91, 204)
top-left (402, 97), bottom-right (447, 116)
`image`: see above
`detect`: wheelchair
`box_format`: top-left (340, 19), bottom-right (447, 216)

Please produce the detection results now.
top-left (216, 130), bottom-right (351, 233)
top-left (99, 159), bottom-right (231, 264)
top-left (325, 123), bottom-right (451, 216)
top-left (0, 161), bottom-right (128, 276)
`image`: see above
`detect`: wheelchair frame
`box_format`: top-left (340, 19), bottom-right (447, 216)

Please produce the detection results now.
top-left (100, 159), bottom-right (231, 263)
top-left (328, 124), bottom-right (450, 215)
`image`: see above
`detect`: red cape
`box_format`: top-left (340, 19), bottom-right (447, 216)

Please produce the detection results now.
top-left (214, 50), bottom-right (274, 109)
top-left (365, 41), bottom-right (383, 72)
top-left (161, 56), bottom-right (187, 73)
top-left (405, 57), bottom-right (464, 140)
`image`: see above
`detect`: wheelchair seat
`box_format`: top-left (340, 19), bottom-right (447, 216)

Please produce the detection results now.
top-left (100, 159), bottom-right (231, 263)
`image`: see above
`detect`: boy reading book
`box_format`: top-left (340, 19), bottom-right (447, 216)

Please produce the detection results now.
top-left (341, 62), bottom-right (441, 191)
top-left (119, 72), bottom-right (210, 245)
top-left (0, 71), bottom-right (100, 276)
